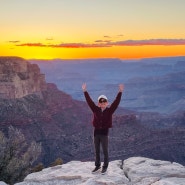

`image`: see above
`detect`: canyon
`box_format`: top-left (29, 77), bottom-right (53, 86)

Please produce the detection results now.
top-left (0, 56), bottom-right (185, 168)
top-left (30, 57), bottom-right (185, 113)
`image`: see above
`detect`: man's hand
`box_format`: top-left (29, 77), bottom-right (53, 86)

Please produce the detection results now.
top-left (119, 84), bottom-right (124, 92)
top-left (82, 83), bottom-right (87, 92)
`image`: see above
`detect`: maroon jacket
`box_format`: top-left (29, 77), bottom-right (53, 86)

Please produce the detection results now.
top-left (84, 91), bottom-right (122, 129)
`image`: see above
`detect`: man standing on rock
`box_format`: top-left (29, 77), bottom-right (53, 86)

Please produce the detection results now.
top-left (82, 83), bottom-right (124, 174)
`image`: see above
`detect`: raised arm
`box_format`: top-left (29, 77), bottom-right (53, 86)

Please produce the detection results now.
top-left (82, 83), bottom-right (87, 92)
top-left (109, 84), bottom-right (124, 112)
top-left (82, 83), bottom-right (96, 111)
top-left (119, 84), bottom-right (124, 93)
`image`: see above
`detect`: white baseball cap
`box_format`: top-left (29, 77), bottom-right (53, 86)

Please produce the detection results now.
top-left (98, 95), bottom-right (108, 101)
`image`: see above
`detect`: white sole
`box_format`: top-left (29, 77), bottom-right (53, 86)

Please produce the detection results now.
top-left (92, 168), bottom-right (101, 174)
top-left (101, 172), bottom-right (107, 175)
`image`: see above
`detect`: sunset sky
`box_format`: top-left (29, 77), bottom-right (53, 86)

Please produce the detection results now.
top-left (1, 0), bottom-right (185, 60)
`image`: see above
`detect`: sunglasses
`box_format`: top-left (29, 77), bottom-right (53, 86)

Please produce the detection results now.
top-left (99, 99), bottom-right (107, 103)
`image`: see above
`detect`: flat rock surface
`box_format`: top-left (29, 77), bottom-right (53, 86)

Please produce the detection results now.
top-left (14, 157), bottom-right (185, 185)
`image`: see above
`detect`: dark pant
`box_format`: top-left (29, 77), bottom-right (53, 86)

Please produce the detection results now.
top-left (94, 135), bottom-right (109, 168)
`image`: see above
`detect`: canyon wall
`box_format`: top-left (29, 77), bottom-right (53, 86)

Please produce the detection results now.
top-left (0, 57), bottom-right (46, 99)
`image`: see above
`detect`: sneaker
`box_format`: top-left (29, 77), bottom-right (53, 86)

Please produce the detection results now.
top-left (101, 167), bottom-right (107, 175)
top-left (92, 166), bottom-right (101, 173)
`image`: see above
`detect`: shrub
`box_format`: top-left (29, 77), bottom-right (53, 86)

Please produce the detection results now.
top-left (49, 157), bottom-right (63, 167)
top-left (31, 162), bottom-right (44, 172)
top-left (0, 126), bottom-right (42, 184)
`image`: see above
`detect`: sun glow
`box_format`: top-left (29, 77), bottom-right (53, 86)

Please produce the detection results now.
top-left (1, 0), bottom-right (185, 60)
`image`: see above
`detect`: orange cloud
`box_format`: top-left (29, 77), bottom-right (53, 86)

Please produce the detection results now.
top-left (14, 39), bottom-right (185, 49)
top-left (16, 43), bottom-right (46, 47)
top-left (50, 43), bottom-right (112, 48)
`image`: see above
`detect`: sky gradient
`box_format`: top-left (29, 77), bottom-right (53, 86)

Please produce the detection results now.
top-left (1, 0), bottom-right (185, 60)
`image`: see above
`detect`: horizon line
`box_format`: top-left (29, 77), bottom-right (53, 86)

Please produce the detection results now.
top-left (1, 55), bottom-right (185, 61)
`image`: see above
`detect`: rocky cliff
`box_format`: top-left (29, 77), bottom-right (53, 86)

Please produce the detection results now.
top-left (0, 57), bottom-right (46, 99)
top-left (13, 157), bottom-right (185, 185)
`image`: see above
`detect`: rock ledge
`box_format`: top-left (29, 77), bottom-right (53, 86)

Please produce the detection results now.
top-left (14, 157), bottom-right (185, 185)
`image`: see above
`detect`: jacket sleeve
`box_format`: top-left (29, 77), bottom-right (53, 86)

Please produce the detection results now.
top-left (109, 92), bottom-right (122, 113)
top-left (84, 91), bottom-right (97, 112)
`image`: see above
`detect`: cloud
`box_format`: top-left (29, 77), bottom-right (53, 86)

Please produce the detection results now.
top-left (16, 43), bottom-right (46, 47)
top-left (103, 35), bottom-right (111, 38)
top-left (112, 39), bottom-right (185, 46)
top-left (95, 40), bottom-right (112, 43)
top-left (9, 40), bottom-right (20, 43)
top-left (15, 39), bottom-right (185, 49)
top-left (49, 43), bottom-right (111, 48)
top-left (103, 34), bottom-right (124, 39)
top-left (117, 34), bottom-right (124, 37)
